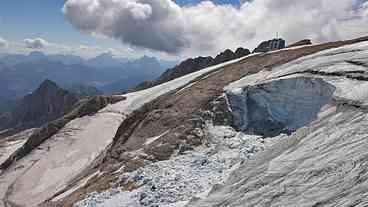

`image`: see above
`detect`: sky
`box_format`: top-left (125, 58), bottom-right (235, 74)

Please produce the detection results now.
top-left (0, 0), bottom-right (368, 60)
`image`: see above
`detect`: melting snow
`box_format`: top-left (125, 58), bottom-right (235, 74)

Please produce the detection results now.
top-left (144, 130), bottom-right (170, 146)
top-left (0, 55), bottom-right (251, 207)
top-left (75, 123), bottom-right (283, 207)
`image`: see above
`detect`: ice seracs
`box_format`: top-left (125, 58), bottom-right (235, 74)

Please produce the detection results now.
top-left (226, 77), bottom-right (335, 137)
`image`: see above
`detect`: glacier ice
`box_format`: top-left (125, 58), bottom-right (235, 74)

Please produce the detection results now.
top-left (226, 77), bottom-right (335, 136)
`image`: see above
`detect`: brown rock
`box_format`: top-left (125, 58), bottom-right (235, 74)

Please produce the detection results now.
top-left (287, 39), bottom-right (312, 48)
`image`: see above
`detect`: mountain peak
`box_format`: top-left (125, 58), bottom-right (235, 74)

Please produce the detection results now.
top-left (36, 79), bottom-right (60, 94)
top-left (1, 80), bottom-right (79, 131)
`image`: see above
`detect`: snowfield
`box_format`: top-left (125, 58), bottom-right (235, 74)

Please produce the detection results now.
top-left (0, 55), bottom-right (249, 207)
top-left (3, 39), bottom-right (368, 207)
top-left (76, 41), bottom-right (368, 207)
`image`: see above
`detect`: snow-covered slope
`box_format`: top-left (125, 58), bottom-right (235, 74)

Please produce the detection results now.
top-left (0, 128), bottom-right (35, 172)
top-left (2, 37), bottom-right (368, 207)
top-left (189, 41), bottom-right (368, 207)
top-left (65, 39), bottom-right (368, 207)
top-left (0, 56), bottom-right (248, 207)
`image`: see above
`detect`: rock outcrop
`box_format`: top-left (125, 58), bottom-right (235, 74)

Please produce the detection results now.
top-left (156, 56), bottom-right (215, 84)
top-left (287, 39), bottom-right (312, 48)
top-left (235, 47), bottom-right (251, 58)
top-left (253, 38), bottom-right (286, 53)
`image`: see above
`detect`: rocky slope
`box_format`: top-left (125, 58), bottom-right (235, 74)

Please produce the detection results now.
top-left (1, 36), bottom-right (368, 207)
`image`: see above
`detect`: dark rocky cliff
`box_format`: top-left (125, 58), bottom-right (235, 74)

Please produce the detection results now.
top-left (0, 80), bottom-right (79, 132)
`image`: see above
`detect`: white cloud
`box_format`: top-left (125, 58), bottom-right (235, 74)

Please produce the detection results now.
top-left (63, 0), bottom-right (186, 54)
top-left (24, 38), bottom-right (49, 49)
top-left (63, 0), bottom-right (368, 56)
top-left (0, 37), bottom-right (8, 48)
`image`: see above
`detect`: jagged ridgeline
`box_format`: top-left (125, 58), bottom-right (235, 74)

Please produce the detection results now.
top-left (131, 47), bottom-right (251, 91)
top-left (1, 36), bottom-right (368, 207)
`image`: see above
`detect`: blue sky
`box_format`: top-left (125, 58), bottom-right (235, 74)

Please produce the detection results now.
top-left (0, 0), bottom-right (367, 59)
top-left (0, 0), bottom-right (240, 58)
top-left (0, 1), bottom-right (119, 53)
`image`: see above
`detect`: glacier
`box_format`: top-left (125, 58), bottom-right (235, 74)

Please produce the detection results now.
top-left (76, 40), bottom-right (368, 207)
top-left (0, 56), bottom-right (249, 207)
top-left (2, 38), bottom-right (368, 207)
top-left (188, 41), bottom-right (368, 206)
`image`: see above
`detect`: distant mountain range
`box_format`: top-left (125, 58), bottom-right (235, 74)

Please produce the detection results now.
top-left (0, 51), bottom-right (177, 113)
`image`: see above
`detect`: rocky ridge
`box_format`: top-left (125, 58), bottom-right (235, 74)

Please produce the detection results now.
top-left (0, 80), bottom-right (79, 135)
top-left (133, 47), bottom-right (251, 91)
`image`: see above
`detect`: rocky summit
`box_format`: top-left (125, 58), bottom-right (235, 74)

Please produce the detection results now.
top-left (1, 36), bottom-right (368, 207)
top-left (0, 80), bottom-right (79, 134)
top-left (253, 38), bottom-right (286, 53)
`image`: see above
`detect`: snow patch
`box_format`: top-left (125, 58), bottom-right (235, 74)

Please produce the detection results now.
top-left (144, 130), bottom-right (170, 146)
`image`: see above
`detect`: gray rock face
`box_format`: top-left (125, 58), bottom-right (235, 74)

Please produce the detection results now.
top-left (235, 47), bottom-right (251, 58)
top-left (214, 48), bottom-right (250, 65)
top-left (156, 56), bottom-right (215, 84)
top-left (253, 38), bottom-right (286, 53)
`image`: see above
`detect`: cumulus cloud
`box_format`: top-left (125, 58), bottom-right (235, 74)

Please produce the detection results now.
top-left (63, 0), bottom-right (186, 53)
top-left (24, 38), bottom-right (49, 49)
top-left (63, 0), bottom-right (368, 56)
top-left (0, 37), bottom-right (8, 48)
